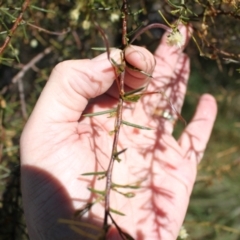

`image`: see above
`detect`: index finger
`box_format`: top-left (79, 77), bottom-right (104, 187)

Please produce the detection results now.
top-left (124, 45), bottom-right (156, 89)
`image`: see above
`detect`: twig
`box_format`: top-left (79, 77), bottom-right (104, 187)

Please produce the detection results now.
top-left (71, 30), bottom-right (82, 50)
top-left (103, 0), bottom-right (128, 232)
top-left (26, 22), bottom-right (71, 36)
top-left (1, 47), bottom-right (52, 95)
top-left (18, 78), bottom-right (28, 120)
top-left (13, 47), bottom-right (52, 83)
top-left (0, 0), bottom-right (30, 55)
top-left (87, 1), bottom-right (182, 237)
top-left (0, 101), bottom-right (4, 162)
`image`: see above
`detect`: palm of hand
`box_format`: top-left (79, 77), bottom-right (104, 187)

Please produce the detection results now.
top-left (21, 26), bottom-right (216, 240)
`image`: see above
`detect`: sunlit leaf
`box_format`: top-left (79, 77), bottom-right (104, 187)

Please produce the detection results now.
top-left (123, 94), bottom-right (141, 102)
top-left (82, 171), bottom-right (106, 176)
top-left (110, 208), bottom-right (126, 216)
top-left (112, 182), bottom-right (141, 189)
top-left (122, 120), bottom-right (152, 130)
top-left (87, 187), bottom-right (105, 196)
top-left (83, 108), bottom-right (117, 117)
top-left (124, 87), bottom-right (145, 96)
top-left (123, 192), bottom-right (135, 198)
top-left (91, 47), bottom-right (107, 51)
top-left (112, 188), bottom-right (136, 198)
top-left (126, 61), bottom-right (152, 77)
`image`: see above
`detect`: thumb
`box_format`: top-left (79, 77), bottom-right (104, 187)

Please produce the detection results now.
top-left (178, 94), bottom-right (217, 163)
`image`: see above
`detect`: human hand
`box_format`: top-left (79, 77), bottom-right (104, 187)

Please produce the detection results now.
top-left (20, 25), bottom-right (217, 240)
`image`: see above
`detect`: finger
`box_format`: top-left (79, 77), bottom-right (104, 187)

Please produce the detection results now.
top-left (124, 45), bottom-right (155, 89)
top-left (139, 53), bottom-right (190, 134)
top-left (24, 49), bottom-right (122, 125)
top-left (151, 24), bottom-right (192, 91)
top-left (140, 25), bottom-right (191, 132)
top-left (153, 53), bottom-right (190, 121)
top-left (167, 53), bottom-right (190, 111)
top-left (146, 24), bottom-right (191, 110)
top-left (178, 94), bottom-right (217, 163)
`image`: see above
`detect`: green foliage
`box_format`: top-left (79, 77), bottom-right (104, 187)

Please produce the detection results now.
top-left (0, 0), bottom-right (240, 239)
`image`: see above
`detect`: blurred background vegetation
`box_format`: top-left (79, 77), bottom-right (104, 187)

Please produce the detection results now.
top-left (0, 0), bottom-right (240, 239)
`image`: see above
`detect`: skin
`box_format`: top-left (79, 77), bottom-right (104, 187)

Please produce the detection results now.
top-left (20, 25), bottom-right (217, 240)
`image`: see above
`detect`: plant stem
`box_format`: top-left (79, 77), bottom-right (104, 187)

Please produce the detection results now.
top-left (103, 0), bottom-right (128, 232)
top-left (0, 0), bottom-right (30, 55)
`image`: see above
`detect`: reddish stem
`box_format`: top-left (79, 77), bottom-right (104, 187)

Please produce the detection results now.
top-left (0, 0), bottom-right (30, 55)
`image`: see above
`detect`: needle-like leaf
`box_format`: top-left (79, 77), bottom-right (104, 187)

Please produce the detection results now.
top-left (87, 187), bottom-right (106, 196)
top-left (121, 120), bottom-right (152, 130)
top-left (83, 108), bottom-right (117, 117)
top-left (82, 171), bottom-right (106, 176)
top-left (110, 208), bottom-right (126, 216)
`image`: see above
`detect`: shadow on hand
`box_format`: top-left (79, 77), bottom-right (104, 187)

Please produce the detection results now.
top-left (21, 165), bottom-right (109, 240)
